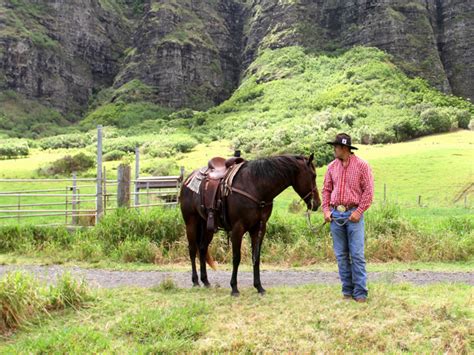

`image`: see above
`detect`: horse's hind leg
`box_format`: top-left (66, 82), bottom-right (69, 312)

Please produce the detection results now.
top-left (198, 222), bottom-right (212, 288)
top-left (250, 222), bottom-right (266, 295)
top-left (185, 217), bottom-right (200, 287)
top-left (230, 224), bottom-right (245, 296)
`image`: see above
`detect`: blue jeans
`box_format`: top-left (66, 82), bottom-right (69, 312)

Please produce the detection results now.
top-left (330, 208), bottom-right (368, 299)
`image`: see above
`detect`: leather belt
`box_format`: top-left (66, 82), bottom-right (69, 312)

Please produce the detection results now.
top-left (331, 204), bottom-right (358, 212)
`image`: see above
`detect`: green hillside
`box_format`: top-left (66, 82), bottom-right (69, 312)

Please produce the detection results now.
top-left (198, 46), bottom-right (472, 164)
top-left (78, 47), bottom-right (474, 167)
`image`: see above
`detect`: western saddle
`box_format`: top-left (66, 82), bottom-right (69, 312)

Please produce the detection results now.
top-left (201, 156), bottom-right (245, 232)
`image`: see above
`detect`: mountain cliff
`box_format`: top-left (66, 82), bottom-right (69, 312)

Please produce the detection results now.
top-left (0, 0), bottom-right (472, 136)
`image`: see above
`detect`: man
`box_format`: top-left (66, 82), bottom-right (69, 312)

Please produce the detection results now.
top-left (322, 133), bottom-right (374, 303)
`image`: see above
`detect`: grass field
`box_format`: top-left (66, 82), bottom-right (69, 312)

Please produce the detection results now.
top-left (0, 279), bottom-right (472, 353)
top-left (0, 130), bottom-right (472, 226)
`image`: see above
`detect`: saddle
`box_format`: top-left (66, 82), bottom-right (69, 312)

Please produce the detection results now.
top-left (201, 156), bottom-right (245, 232)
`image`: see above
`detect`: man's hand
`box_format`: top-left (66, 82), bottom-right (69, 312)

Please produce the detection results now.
top-left (324, 210), bottom-right (332, 223)
top-left (349, 211), bottom-right (361, 223)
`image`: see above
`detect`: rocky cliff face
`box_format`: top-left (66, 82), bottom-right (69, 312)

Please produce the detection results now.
top-left (114, 0), bottom-right (245, 110)
top-left (241, 0), bottom-right (473, 99)
top-left (0, 0), bottom-right (132, 118)
top-left (0, 0), bottom-right (472, 122)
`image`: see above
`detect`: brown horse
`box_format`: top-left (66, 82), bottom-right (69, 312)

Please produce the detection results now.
top-left (179, 154), bottom-right (321, 296)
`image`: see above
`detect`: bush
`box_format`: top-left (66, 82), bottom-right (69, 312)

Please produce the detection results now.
top-left (142, 135), bottom-right (198, 158)
top-left (101, 136), bottom-right (146, 154)
top-left (0, 225), bottom-right (72, 253)
top-left (38, 152), bottom-right (95, 176)
top-left (113, 239), bottom-right (158, 263)
top-left (92, 208), bottom-right (185, 253)
top-left (454, 109), bottom-right (471, 129)
top-left (38, 133), bottom-right (93, 150)
top-left (420, 108), bottom-right (452, 133)
top-left (143, 159), bottom-right (179, 176)
top-left (0, 139), bottom-right (29, 158)
top-left (103, 149), bottom-right (126, 161)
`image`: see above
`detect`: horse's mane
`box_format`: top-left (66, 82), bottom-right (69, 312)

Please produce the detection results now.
top-left (244, 155), bottom-right (305, 181)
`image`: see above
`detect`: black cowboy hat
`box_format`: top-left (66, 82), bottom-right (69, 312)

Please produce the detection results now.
top-left (326, 133), bottom-right (358, 150)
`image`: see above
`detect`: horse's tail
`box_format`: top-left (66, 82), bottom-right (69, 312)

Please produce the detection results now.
top-left (206, 251), bottom-right (218, 270)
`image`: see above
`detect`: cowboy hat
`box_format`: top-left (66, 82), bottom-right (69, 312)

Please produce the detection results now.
top-left (326, 133), bottom-right (358, 150)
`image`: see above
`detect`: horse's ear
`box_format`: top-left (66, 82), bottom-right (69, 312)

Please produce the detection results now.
top-left (308, 153), bottom-right (314, 165)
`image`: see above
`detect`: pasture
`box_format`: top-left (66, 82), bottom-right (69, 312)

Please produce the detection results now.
top-left (0, 277), bottom-right (472, 353)
top-left (0, 130), bottom-right (472, 352)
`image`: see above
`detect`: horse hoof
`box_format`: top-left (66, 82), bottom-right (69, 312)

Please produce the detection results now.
top-left (258, 290), bottom-right (266, 296)
top-left (231, 291), bottom-right (240, 297)
top-left (192, 283), bottom-right (200, 288)
top-left (203, 282), bottom-right (211, 288)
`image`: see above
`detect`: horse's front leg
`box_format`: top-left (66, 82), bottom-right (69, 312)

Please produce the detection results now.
top-left (230, 223), bottom-right (245, 296)
top-left (250, 222), bottom-right (266, 295)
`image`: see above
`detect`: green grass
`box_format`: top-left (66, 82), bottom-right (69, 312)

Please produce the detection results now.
top-left (0, 204), bottom-right (472, 267)
top-left (0, 282), bottom-right (471, 352)
top-left (199, 46), bottom-right (472, 162)
top-left (0, 271), bottom-right (94, 335)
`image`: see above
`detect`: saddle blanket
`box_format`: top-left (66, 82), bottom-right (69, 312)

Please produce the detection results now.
top-left (186, 167), bottom-right (207, 194)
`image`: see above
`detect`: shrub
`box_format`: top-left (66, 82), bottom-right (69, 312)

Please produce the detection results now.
top-left (92, 208), bottom-right (185, 253)
top-left (142, 135), bottom-right (198, 157)
top-left (38, 133), bottom-right (93, 150)
top-left (0, 139), bottom-right (29, 158)
top-left (143, 159), bottom-right (179, 176)
top-left (38, 152), bottom-right (95, 176)
top-left (101, 136), bottom-right (145, 154)
top-left (103, 149), bottom-right (126, 161)
top-left (420, 108), bottom-right (452, 133)
top-left (113, 239), bottom-right (158, 263)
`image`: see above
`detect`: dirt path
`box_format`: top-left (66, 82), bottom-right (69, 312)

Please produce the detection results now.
top-left (0, 265), bottom-right (472, 288)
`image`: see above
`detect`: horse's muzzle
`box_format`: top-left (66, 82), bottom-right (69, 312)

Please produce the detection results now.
top-left (309, 201), bottom-right (321, 211)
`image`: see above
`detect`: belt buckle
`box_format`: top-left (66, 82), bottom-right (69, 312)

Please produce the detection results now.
top-left (336, 205), bottom-right (346, 212)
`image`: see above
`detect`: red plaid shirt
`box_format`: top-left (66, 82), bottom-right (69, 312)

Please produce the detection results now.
top-left (322, 154), bottom-right (374, 217)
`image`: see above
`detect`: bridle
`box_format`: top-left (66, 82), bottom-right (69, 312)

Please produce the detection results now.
top-left (299, 159), bottom-right (327, 235)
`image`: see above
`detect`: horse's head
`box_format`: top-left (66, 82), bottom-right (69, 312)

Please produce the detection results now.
top-left (293, 153), bottom-right (321, 211)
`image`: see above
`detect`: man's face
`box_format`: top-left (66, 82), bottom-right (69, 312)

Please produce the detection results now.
top-left (333, 144), bottom-right (347, 159)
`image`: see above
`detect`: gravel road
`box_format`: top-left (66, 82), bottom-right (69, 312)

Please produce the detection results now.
top-left (0, 265), bottom-right (472, 288)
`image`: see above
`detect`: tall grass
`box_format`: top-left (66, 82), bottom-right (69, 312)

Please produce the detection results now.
top-left (0, 204), bottom-right (471, 265)
top-left (0, 272), bottom-right (94, 334)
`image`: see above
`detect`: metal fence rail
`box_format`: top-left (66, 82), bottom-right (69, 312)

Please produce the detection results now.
top-left (0, 126), bottom-right (185, 227)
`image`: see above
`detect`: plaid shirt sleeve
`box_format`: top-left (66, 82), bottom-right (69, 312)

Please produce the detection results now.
top-left (354, 161), bottom-right (374, 217)
top-left (321, 164), bottom-right (334, 214)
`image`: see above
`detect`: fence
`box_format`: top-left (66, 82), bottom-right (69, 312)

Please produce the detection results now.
top-left (0, 125), bottom-right (471, 226)
top-left (370, 183), bottom-right (473, 209)
top-left (0, 126), bottom-right (184, 227)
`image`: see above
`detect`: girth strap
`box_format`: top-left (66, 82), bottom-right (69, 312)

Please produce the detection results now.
top-left (228, 186), bottom-right (273, 209)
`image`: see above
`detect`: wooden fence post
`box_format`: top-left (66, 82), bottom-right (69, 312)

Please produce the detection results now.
top-left (103, 166), bottom-right (107, 215)
top-left (117, 164), bottom-right (131, 208)
top-left (72, 172), bottom-right (78, 225)
top-left (135, 146), bottom-right (140, 207)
